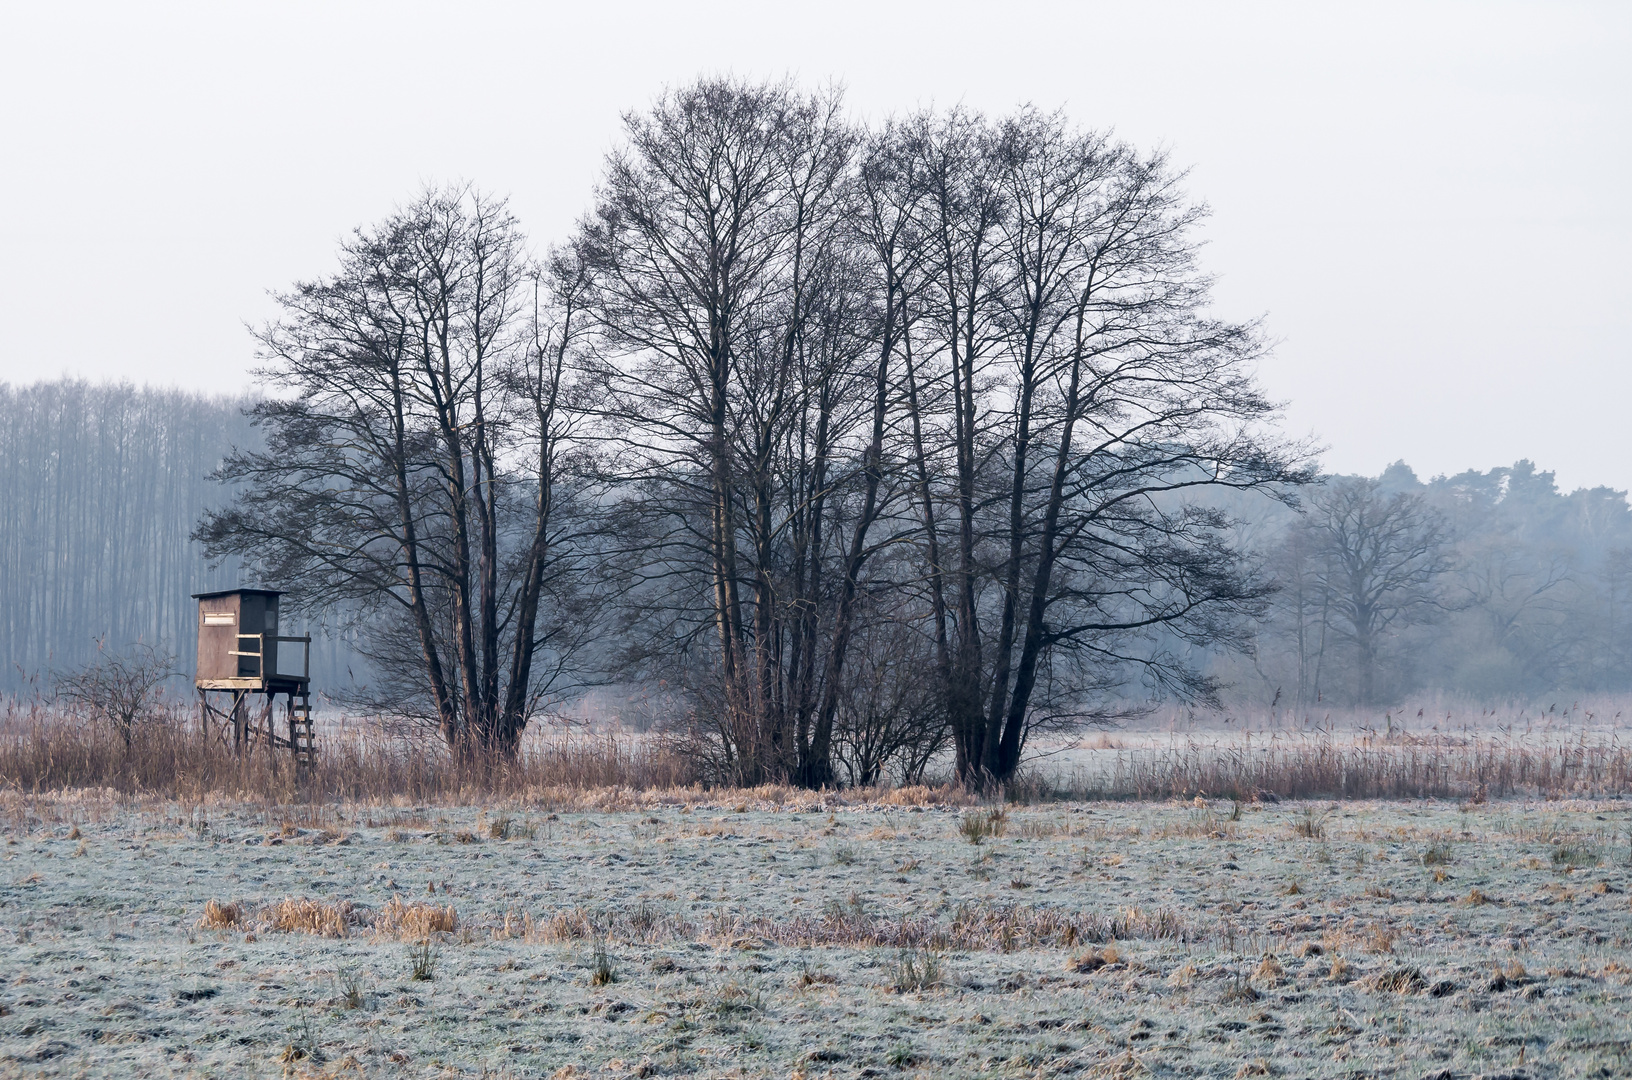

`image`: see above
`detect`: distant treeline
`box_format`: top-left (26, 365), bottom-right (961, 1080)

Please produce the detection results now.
top-left (1215, 461), bottom-right (1632, 709)
top-left (0, 380), bottom-right (359, 694)
top-left (5, 379), bottom-right (1628, 715)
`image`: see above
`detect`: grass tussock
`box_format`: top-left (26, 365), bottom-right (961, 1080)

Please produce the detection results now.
top-left (199, 899), bottom-right (245, 930)
top-left (1366, 966), bottom-right (1427, 994)
top-left (374, 896), bottom-right (458, 939)
top-left (1068, 944), bottom-right (1121, 973)
top-left (407, 940), bottom-right (437, 981)
top-left (958, 806), bottom-right (1008, 844)
top-left (268, 898), bottom-right (360, 938)
top-left (890, 947), bottom-right (944, 991)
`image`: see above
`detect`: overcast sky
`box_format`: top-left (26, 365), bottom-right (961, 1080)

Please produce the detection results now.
top-left (2, 1), bottom-right (1626, 489)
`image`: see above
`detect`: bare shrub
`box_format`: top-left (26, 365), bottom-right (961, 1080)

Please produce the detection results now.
top-left (53, 642), bottom-right (176, 752)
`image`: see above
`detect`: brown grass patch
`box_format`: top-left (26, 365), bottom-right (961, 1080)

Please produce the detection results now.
top-left (267, 898), bottom-right (360, 938)
top-left (1068, 944), bottom-right (1121, 973)
top-left (375, 896), bottom-right (458, 939)
top-left (199, 899), bottom-right (246, 930)
top-left (1366, 966), bottom-right (1426, 994)
top-left (1363, 924), bottom-right (1398, 954)
top-left (1252, 953), bottom-right (1284, 984)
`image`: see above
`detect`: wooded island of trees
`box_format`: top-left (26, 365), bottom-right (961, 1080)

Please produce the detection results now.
top-left (6, 79), bottom-right (1630, 789)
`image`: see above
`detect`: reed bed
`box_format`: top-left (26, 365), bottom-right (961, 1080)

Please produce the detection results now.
top-left (0, 705), bottom-right (698, 801)
top-left (4, 701), bottom-right (1629, 804)
top-left (1018, 730), bottom-right (1632, 802)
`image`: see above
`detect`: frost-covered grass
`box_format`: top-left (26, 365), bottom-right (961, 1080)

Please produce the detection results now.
top-left (2, 794), bottom-right (1631, 1078)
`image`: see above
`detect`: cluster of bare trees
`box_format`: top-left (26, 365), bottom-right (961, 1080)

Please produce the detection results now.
top-left (199, 77), bottom-right (1309, 786)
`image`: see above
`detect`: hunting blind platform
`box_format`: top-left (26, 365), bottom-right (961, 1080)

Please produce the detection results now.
top-left (193, 589), bottom-right (316, 766)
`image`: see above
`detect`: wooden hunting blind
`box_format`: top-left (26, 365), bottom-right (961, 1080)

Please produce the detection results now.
top-left (193, 588), bottom-right (316, 765)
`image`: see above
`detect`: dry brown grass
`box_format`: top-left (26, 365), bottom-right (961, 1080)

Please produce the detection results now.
top-left (267, 898), bottom-right (359, 938)
top-left (1032, 732), bottom-right (1632, 801)
top-left (0, 708), bottom-right (700, 803)
top-left (1067, 944), bottom-right (1121, 973)
top-left (199, 899), bottom-right (246, 930)
top-left (375, 896), bottom-right (459, 939)
top-left (11, 697), bottom-right (1627, 808)
top-left (1366, 966), bottom-right (1427, 994)
top-left (1363, 924), bottom-right (1399, 954)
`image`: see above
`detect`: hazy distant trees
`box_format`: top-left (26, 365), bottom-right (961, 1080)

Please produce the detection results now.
top-left (197, 187), bottom-right (602, 758)
top-left (1246, 461), bottom-right (1632, 708)
top-left (0, 380), bottom-right (253, 693)
top-left (1300, 478), bottom-right (1454, 705)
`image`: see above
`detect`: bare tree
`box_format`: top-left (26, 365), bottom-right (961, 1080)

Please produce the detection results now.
top-left (895, 108), bottom-right (1311, 786)
top-left (1303, 478), bottom-right (1454, 704)
top-left (579, 78), bottom-right (869, 784)
top-left (196, 187), bottom-right (601, 757)
top-left (580, 85), bottom-right (1309, 789)
top-left (55, 640), bottom-right (176, 752)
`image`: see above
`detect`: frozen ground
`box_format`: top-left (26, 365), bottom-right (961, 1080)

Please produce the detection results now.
top-left (2, 792), bottom-right (1630, 1079)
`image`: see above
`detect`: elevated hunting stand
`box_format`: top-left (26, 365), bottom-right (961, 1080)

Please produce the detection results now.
top-left (193, 589), bottom-right (316, 767)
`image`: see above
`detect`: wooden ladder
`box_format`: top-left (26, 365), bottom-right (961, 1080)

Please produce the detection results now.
top-left (289, 694), bottom-right (318, 768)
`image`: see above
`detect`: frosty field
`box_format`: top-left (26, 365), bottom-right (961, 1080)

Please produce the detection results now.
top-left (2, 793), bottom-right (1630, 1079)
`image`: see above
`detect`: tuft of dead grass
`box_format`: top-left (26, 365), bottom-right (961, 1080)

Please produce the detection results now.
top-left (1068, 944), bottom-right (1121, 973)
top-left (375, 896), bottom-right (458, 939)
top-left (1366, 966), bottom-right (1427, 994)
top-left (1363, 924), bottom-right (1399, 954)
top-left (268, 898), bottom-right (360, 938)
top-left (199, 899), bottom-right (245, 930)
top-left (1252, 953), bottom-right (1284, 984)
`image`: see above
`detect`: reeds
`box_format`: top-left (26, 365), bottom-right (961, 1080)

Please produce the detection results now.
top-left (5, 700), bottom-right (1628, 803)
top-left (0, 706), bottom-right (698, 801)
top-left (1019, 730), bottom-right (1632, 802)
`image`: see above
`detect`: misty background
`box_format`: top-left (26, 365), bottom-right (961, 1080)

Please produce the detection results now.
top-left (6, 379), bottom-right (1629, 709)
